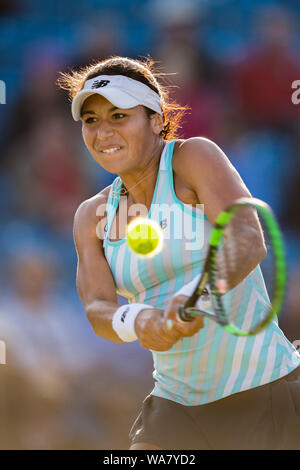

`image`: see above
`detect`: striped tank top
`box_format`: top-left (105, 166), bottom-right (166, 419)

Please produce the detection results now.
top-left (103, 140), bottom-right (300, 406)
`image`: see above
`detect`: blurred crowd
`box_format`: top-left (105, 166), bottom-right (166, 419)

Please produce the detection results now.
top-left (0, 0), bottom-right (300, 449)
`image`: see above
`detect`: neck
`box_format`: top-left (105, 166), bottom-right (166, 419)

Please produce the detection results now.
top-left (119, 139), bottom-right (165, 210)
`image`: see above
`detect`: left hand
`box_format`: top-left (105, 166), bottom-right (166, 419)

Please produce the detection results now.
top-left (164, 295), bottom-right (205, 338)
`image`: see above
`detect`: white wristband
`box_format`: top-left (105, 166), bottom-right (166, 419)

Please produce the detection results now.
top-left (112, 303), bottom-right (153, 342)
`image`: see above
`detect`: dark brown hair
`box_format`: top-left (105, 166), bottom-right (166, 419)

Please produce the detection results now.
top-left (57, 56), bottom-right (189, 140)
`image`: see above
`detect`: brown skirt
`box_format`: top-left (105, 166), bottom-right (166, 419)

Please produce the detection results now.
top-left (129, 366), bottom-right (300, 450)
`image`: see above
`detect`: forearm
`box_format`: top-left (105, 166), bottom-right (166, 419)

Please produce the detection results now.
top-left (85, 299), bottom-right (124, 342)
top-left (217, 210), bottom-right (266, 291)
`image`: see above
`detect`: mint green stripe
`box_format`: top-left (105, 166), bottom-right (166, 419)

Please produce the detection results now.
top-left (199, 325), bottom-right (226, 405)
top-left (229, 295), bottom-right (266, 395)
top-left (108, 242), bottom-right (121, 292)
top-left (249, 325), bottom-right (275, 388)
top-left (122, 248), bottom-right (140, 298)
top-left (189, 324), bottom-right (210, 404)
top-left (229, 336), bottom-right (256, 396)
top-left (214, 283), bottom-right (251, 399)
top-left (269, 332), bottom-right (298, 382)
top-left (270, 341), bottom-right (288, 382)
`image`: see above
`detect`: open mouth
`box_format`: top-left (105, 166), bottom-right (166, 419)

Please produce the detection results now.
top-left (100, 147), bottom-right (122, 154)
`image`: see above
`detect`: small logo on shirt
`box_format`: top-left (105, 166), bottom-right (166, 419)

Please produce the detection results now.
top-left (91, 80), bottom-right (110, 89)
top-left (159, 218), bottom-right (168, 230)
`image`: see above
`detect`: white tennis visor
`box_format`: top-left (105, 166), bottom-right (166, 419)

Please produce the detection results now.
top-left (71, 74), bottom-right (163, 121)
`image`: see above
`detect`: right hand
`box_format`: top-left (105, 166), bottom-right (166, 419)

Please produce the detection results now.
top-left (135, 308), bottom-right (183, 352)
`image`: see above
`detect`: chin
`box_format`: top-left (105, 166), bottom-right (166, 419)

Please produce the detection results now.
top-left (96, 159), bottom-right (128, 175)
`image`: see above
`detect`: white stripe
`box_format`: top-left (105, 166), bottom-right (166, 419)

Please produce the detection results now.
top-left (207, 329), bottom-right (231, 402)
top-left (115, 246), bottom-right (135, 301)
top-left (129, 252), bottom-right (148, 302)
top-left (259, 331), bottom-right (283, 385)
top-left (222, 289), bottom-right (258, 396)
top-left (240, 329), bottom-right (267, 390)
top-left (159, 143), bottom-right (168, 171)
top-left (259, 330), bottom-right (300, 386)
top-left (195, 320), bottom-right (218, 404)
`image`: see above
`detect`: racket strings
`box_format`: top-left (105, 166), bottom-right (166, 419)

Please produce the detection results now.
top-left (179, 199), bottom-right (285, 336)
top-left (221, 210), bottom-right (275, 332)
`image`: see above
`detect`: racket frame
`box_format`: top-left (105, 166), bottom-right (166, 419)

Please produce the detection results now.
top-left (178, 197), bottom-right (286, 336)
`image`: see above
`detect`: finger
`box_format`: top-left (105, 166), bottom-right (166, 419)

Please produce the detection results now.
top-left (166, 312), bottom-right (204, 336)
top-left (139, 317), bottom-right (181, 346)
top-left (140, 338), bottom-right (176, 351)
top-left (179, 315), bottom-right (205, 337)
top-left (164, 295), bottom-right (189, 325)
top-left (164, 301), bottom-right (193, 334)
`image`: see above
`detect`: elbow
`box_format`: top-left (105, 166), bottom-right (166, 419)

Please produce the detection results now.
top-left (249, 237), bottom-right (267, 274)
top-left (85, 303), bottom-right (103, 337)
top-left (86, 308), bottom-right (98, 335)
top-left (257, 238), bottom-right (267, 265)
top-left (85, 302), bottom-right (124, 343)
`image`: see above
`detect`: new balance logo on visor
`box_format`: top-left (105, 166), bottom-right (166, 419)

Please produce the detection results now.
top-left (91, 80), bottom-right (110, 89)
top-left (121, 307), bottom-right (130, 323)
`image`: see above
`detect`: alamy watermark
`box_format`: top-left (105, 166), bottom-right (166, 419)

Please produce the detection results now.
top-left (291, 80), bottom-right (300, 105)
top-left (0, 80), bottom-right (6, 104)
top-left (0, 339), bottom-right (6, 364)
top-left (95, 200), bottom-right (206, 251)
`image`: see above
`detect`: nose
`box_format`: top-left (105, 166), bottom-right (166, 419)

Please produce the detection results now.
top-left (96, 119), bottom-right (114, 140)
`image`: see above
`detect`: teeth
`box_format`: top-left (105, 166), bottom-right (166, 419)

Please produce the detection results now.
top-left (101, 147), bottom-right (121, 154)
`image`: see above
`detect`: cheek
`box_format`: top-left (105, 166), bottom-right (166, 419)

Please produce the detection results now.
top-left (82, 126), bottom-right (94, 149)
top-left (127, 118), bottom-right (152, 146)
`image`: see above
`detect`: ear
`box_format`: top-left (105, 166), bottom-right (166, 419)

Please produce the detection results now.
top-left (150, 113), bottom-right (164, 135)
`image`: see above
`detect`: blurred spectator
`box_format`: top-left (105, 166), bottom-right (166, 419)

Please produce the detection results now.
top-left (0, 247), bottom-right (153, 449)
top-left (151, 0), bottom-right (228, 142)
top-left (0, 249), bottom-right (92, 448)
top-left (280, 117), bottom-right (300, 233)
top-left (279, 264), bottom-right (300, 345)
top-left (4, 112), bottom-right (90, 236)
top-left (2, 39), bottom-right (115, 237)
top-left (71, 11), bottom-right (126, 68)
top-left (0, 0), bottom-right (300, 450)
top-left (229, 5), bottom-right (300, 132)
top-left (0, 0), bottom-right (23, 16)
top-left (3, 41), bottom-right (68, 147)
top-left (224, 129), bottom-right (294, 220)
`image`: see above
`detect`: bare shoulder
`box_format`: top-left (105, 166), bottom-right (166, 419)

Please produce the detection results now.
top-left (172, 137), bottom-right (235, 200)
top-left (173, 136), bottom-right (244, 189)
top-left (173, 137), bottom-right (250, 222)
top-left (73, 185), bottom-right (111, 242)
top-left (173, 137), bottom-right (230, 175)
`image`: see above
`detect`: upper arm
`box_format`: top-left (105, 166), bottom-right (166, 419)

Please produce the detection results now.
top-left (174, 138), bottom-right (266, 282)
top-left (174, 137), bottom-right (252, 224)
top-left (73, 191), bottom-right (118, 309)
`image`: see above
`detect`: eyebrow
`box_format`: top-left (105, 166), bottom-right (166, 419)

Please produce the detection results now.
top-left (81, 106), bottom-right (119, 117)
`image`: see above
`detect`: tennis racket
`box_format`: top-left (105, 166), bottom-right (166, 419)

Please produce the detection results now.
top-left (177, 197), bottom-right (286, 336)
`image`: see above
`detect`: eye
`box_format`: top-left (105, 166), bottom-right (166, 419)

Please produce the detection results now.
top-left (112, 113), bottom-right (126, 120)
top-left (84, 117), bottom-right (97, 124)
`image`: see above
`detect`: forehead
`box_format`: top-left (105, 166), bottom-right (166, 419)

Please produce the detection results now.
top-left (81, 94), bottom-right (113, 113)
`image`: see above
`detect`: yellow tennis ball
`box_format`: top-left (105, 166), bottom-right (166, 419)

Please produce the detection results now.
top-left (126, 218), bottom-right (163, 257)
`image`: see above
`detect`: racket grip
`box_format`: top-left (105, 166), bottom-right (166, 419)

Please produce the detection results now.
top-left (177, 305), bottom-right (195, 322)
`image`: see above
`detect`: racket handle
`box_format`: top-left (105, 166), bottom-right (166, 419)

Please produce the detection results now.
top-left (177, 305), bottom-right (195, 322)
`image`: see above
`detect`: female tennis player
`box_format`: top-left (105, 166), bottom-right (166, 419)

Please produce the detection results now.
top-left (58, 56), bottom-right (300, 450)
